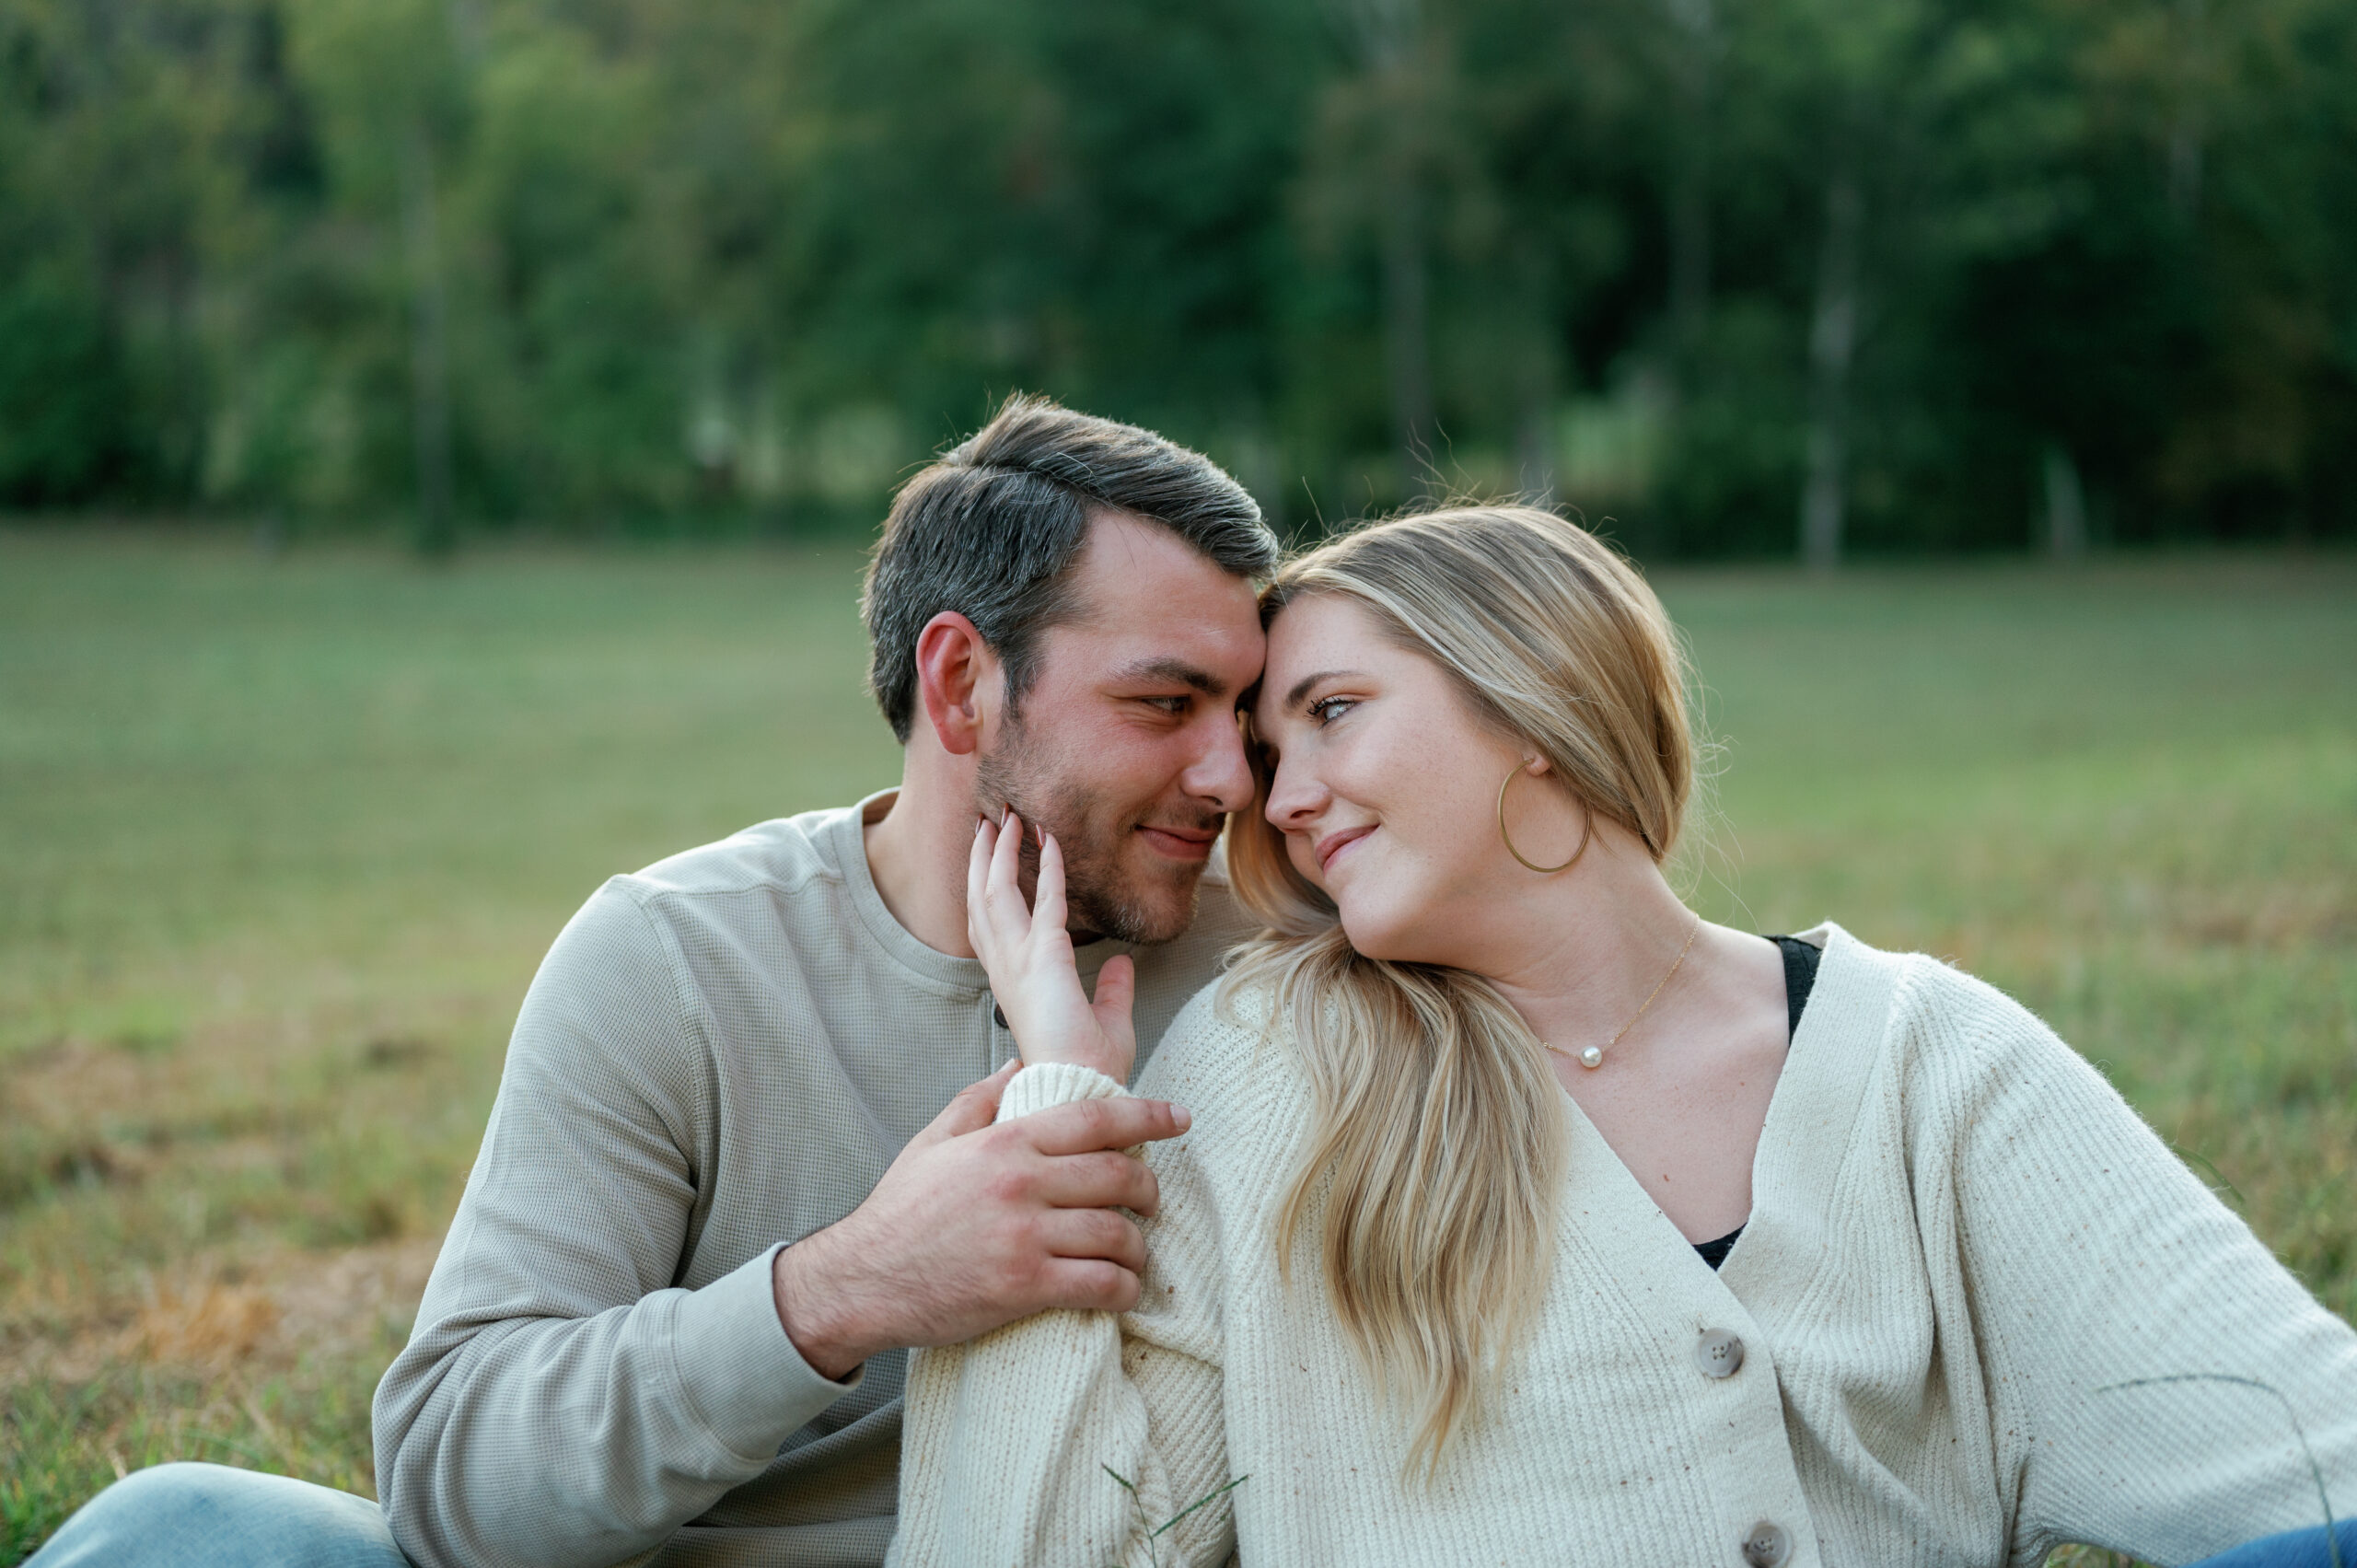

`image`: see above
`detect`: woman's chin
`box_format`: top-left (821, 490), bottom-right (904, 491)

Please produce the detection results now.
top-left (1335, 906), bottom-right (1432, 966)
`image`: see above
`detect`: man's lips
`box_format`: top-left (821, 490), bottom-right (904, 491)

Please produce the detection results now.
top-left (1314, 825), bottom-right (1374, 873)
top-left (1137, 823), bottom-right (1220, 862)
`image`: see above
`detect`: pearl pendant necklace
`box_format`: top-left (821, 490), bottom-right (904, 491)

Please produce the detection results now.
top-left (1548, 918), bottom-right (1701, 1071)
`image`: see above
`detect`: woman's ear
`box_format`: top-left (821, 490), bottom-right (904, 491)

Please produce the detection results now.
top-left (1525, 755), bottom-right (1552, 777)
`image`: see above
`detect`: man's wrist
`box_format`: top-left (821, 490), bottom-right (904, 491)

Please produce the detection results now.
top-left (772, 1230), bottom-right (872, 1383)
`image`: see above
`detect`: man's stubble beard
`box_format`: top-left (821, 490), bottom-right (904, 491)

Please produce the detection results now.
top-left (972, 714), bottom-right (1213, 947)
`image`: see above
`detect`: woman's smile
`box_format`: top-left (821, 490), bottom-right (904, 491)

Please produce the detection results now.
top-left (1313, 824), bottom-right (1376, 874)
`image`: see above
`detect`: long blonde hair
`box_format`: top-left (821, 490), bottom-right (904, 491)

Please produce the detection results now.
top-left (1225, 505), bottom-right (1697, 1476)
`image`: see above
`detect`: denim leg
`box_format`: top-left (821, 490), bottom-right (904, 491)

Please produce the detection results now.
top-left (2190, 1520), bottom-right (2357, 1568)
top-left (23, 1463), bottom-right (412, 1568)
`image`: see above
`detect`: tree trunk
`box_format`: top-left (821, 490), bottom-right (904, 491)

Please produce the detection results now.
top-left (1344, 0), bottom-right (1436, 498)
top-left (2167, 0), bottom-right (2206, 221)
top-left (401, 121), bottom-right (456, 558)
top-left (2043, 444), bottom-right (2087, 559)
top-left (1800, 172), bottom-right (1861, 572)
top-left (1666, 0), bottom-right (1714, 392)
top-left (1381, 183), bottom-right (1436, 494)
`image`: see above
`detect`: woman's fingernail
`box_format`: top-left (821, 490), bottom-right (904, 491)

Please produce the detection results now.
top-left (1171, 1106), bottom-right (1191, 1132)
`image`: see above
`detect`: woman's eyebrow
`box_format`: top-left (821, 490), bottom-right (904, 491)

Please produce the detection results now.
top-left (1283, 669), bottom-right (1366, 709)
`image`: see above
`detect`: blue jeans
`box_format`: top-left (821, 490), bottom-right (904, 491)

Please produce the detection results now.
top-left (23, 1465), bottom-right (409, 1568)
top-left (21, 1461), bottom-right (2357, 1567)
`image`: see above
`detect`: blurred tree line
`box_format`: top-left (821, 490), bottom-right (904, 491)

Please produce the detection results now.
top-left (3, 0), bottom-right (2351, 555)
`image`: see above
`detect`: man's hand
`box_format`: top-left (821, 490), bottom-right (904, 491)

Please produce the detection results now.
top-left (771, 1062), bottom-right (1190, 1380)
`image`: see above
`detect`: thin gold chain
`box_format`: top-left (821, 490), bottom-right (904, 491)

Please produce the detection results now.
top-left (1547, 916), bottom-right (1702, 1067)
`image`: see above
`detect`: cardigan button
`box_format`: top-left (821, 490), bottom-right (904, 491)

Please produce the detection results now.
top-left (1741, 1521), bottom-right (1791, 1568)
top-left (1695, 1329), bottom-right (1746, 1379)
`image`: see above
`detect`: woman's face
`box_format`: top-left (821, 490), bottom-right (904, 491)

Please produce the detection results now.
top-left (1253, 593), bottom-right (1582, 967)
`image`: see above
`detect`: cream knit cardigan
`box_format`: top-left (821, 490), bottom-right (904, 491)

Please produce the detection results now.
top-left (890, 926), bottom-right (2357, 1568)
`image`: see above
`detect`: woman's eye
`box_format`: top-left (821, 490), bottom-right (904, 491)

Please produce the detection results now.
top-left (1309, 696), bottom-right (1355, 726)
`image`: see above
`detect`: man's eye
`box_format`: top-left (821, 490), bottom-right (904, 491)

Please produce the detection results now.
top-left (1144, 696), bottom-right (1190, 715)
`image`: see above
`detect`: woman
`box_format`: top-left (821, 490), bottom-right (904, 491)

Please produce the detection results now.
top-left (890, 506), bottom-right (2357, 1568)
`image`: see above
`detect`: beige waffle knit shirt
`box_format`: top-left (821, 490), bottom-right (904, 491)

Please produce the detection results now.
top-left (371, 791), bottom-right (1257, 1568)
top-left (893, 923), bottom-right (2357, 1568)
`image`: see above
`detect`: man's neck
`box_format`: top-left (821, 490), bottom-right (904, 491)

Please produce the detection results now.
top-left (862, 761), bottom-right (981, 959)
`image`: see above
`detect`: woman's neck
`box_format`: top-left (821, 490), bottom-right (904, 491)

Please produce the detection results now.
top-left (1474, 826), bottom-right (1702, 1053)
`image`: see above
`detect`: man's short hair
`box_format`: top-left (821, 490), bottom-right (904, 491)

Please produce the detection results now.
top-left (862, 395), bottom-right (1282, 743)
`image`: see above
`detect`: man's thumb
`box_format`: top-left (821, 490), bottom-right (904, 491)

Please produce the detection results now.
top-left (911, 1059), bottom-right (1019, 1149)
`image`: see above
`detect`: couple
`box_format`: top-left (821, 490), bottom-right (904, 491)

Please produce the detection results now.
top-left (33, 398), bottom-right (2357, 1568)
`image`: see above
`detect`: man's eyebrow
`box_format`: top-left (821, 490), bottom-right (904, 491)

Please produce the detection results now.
top-left (1283, 669), bottom-right (1364, 710)
top-left (1110, 656), bottom-right (1228, 698)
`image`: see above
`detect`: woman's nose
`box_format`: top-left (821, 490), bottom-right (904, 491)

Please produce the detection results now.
top-left (1262, 757), bottom-right (1326, 829)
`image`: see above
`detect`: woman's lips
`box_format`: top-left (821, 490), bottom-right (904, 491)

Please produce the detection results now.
top-left (1314, 825), bottom-right (1375, 873)
top-left (1137, 824), bottom-right (1218, 862)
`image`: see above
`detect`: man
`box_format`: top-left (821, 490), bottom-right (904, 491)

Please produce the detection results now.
top-left (29, 396), bottom-right (1281, 1568)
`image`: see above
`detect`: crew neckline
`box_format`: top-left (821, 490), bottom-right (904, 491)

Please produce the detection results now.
top-left (827, 788), bottom-right (1136, 996)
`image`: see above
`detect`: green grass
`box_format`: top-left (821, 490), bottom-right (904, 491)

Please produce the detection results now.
top-left (3, 530), bottom-right (2351, 1563)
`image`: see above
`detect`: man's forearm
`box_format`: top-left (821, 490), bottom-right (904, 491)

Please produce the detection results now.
top-left (773, 1225), bottom-right (883, 1382)
top-left (378, 1250), bottom-right (859, 1568)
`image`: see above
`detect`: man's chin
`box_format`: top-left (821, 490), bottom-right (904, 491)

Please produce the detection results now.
top-left (1073, 851), bottom-right (1204, 947)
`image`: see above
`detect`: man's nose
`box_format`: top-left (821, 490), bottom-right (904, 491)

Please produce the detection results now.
top-left (1183, 713), bottom-right (1257, 816)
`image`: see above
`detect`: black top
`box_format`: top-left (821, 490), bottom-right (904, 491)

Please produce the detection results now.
top-left (1690, 935), bottom-right (1820, 1271)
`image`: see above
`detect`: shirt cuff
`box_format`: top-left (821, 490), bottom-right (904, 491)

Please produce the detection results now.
top-left (997, 1061), bottom-right (1130, 1122)
top-left (669, 1243), bottom-right (863, 1460)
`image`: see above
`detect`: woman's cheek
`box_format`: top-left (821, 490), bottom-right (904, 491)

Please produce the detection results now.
top-left (1286, 833), bottom-right (1326, 892)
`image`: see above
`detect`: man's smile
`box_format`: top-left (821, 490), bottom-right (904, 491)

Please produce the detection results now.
top-left (1136, 822), bottom-right (1221, 861)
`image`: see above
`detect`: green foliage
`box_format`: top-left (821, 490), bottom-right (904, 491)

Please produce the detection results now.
top-left (0, 274), bottom-right (141, 505)
top-left (1, 0), bottom-right (2351, 547)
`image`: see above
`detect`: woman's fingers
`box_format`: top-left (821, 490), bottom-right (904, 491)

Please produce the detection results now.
top-left (966, 814), bottom-right (995, 955)
top-left (969, 807), bottom-right (1031, 965)
top-left (1088, 954), bottom-right (1137, 1079)
top-left (1033, 830), bottom-right (1067, 936)
top-left (988, 807), bottom-right (1026, 925)
top-left (1090, 953), bottom-right (1134, 1022)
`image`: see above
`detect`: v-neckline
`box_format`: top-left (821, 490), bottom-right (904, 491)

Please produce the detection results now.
top-left (1549, 930), bottom-right (1839, 1279)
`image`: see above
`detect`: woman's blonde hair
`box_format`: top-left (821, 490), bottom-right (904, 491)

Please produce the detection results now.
top-left (1225, 505), bottom-right (1697, 1476)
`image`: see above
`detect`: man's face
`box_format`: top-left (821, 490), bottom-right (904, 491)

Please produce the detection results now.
top-left (973, 511), bottom-right (1265, 944)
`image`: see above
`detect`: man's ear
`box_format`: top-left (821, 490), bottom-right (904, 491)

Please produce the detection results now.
top-left (913, 612), bottom-right (1001, 758)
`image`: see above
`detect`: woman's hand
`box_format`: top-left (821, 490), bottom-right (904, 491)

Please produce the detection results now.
top-left (967, 809), bottom-right (1138, 1083)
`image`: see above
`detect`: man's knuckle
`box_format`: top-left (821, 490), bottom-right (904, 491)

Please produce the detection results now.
top-left (1089, 1209), bottom-right (1132, 1248)
top-left (1097, 1266), bottom-right (1141, 1311)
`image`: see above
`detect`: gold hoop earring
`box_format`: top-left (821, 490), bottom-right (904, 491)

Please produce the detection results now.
top-left (1497, 762), bottom-right (1592, 875)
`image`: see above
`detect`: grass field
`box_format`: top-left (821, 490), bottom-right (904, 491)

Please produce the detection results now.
top-left (3, 528), bottom-right (2352, 1563)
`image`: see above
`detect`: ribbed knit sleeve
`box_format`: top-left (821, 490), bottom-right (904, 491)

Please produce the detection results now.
top-left (891, 1019), bottom-right (1240, 1568)
top-left (1926, 963), bottom-right (2357, 1566)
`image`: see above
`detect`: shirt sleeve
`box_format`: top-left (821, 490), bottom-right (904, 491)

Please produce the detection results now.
top-left (371, 881), bottom-right (862, 1568)
top-left (1943, 972), bottom-right (2357, 1567)
top-left (889, 1061), bottom-right (1237, 1568)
